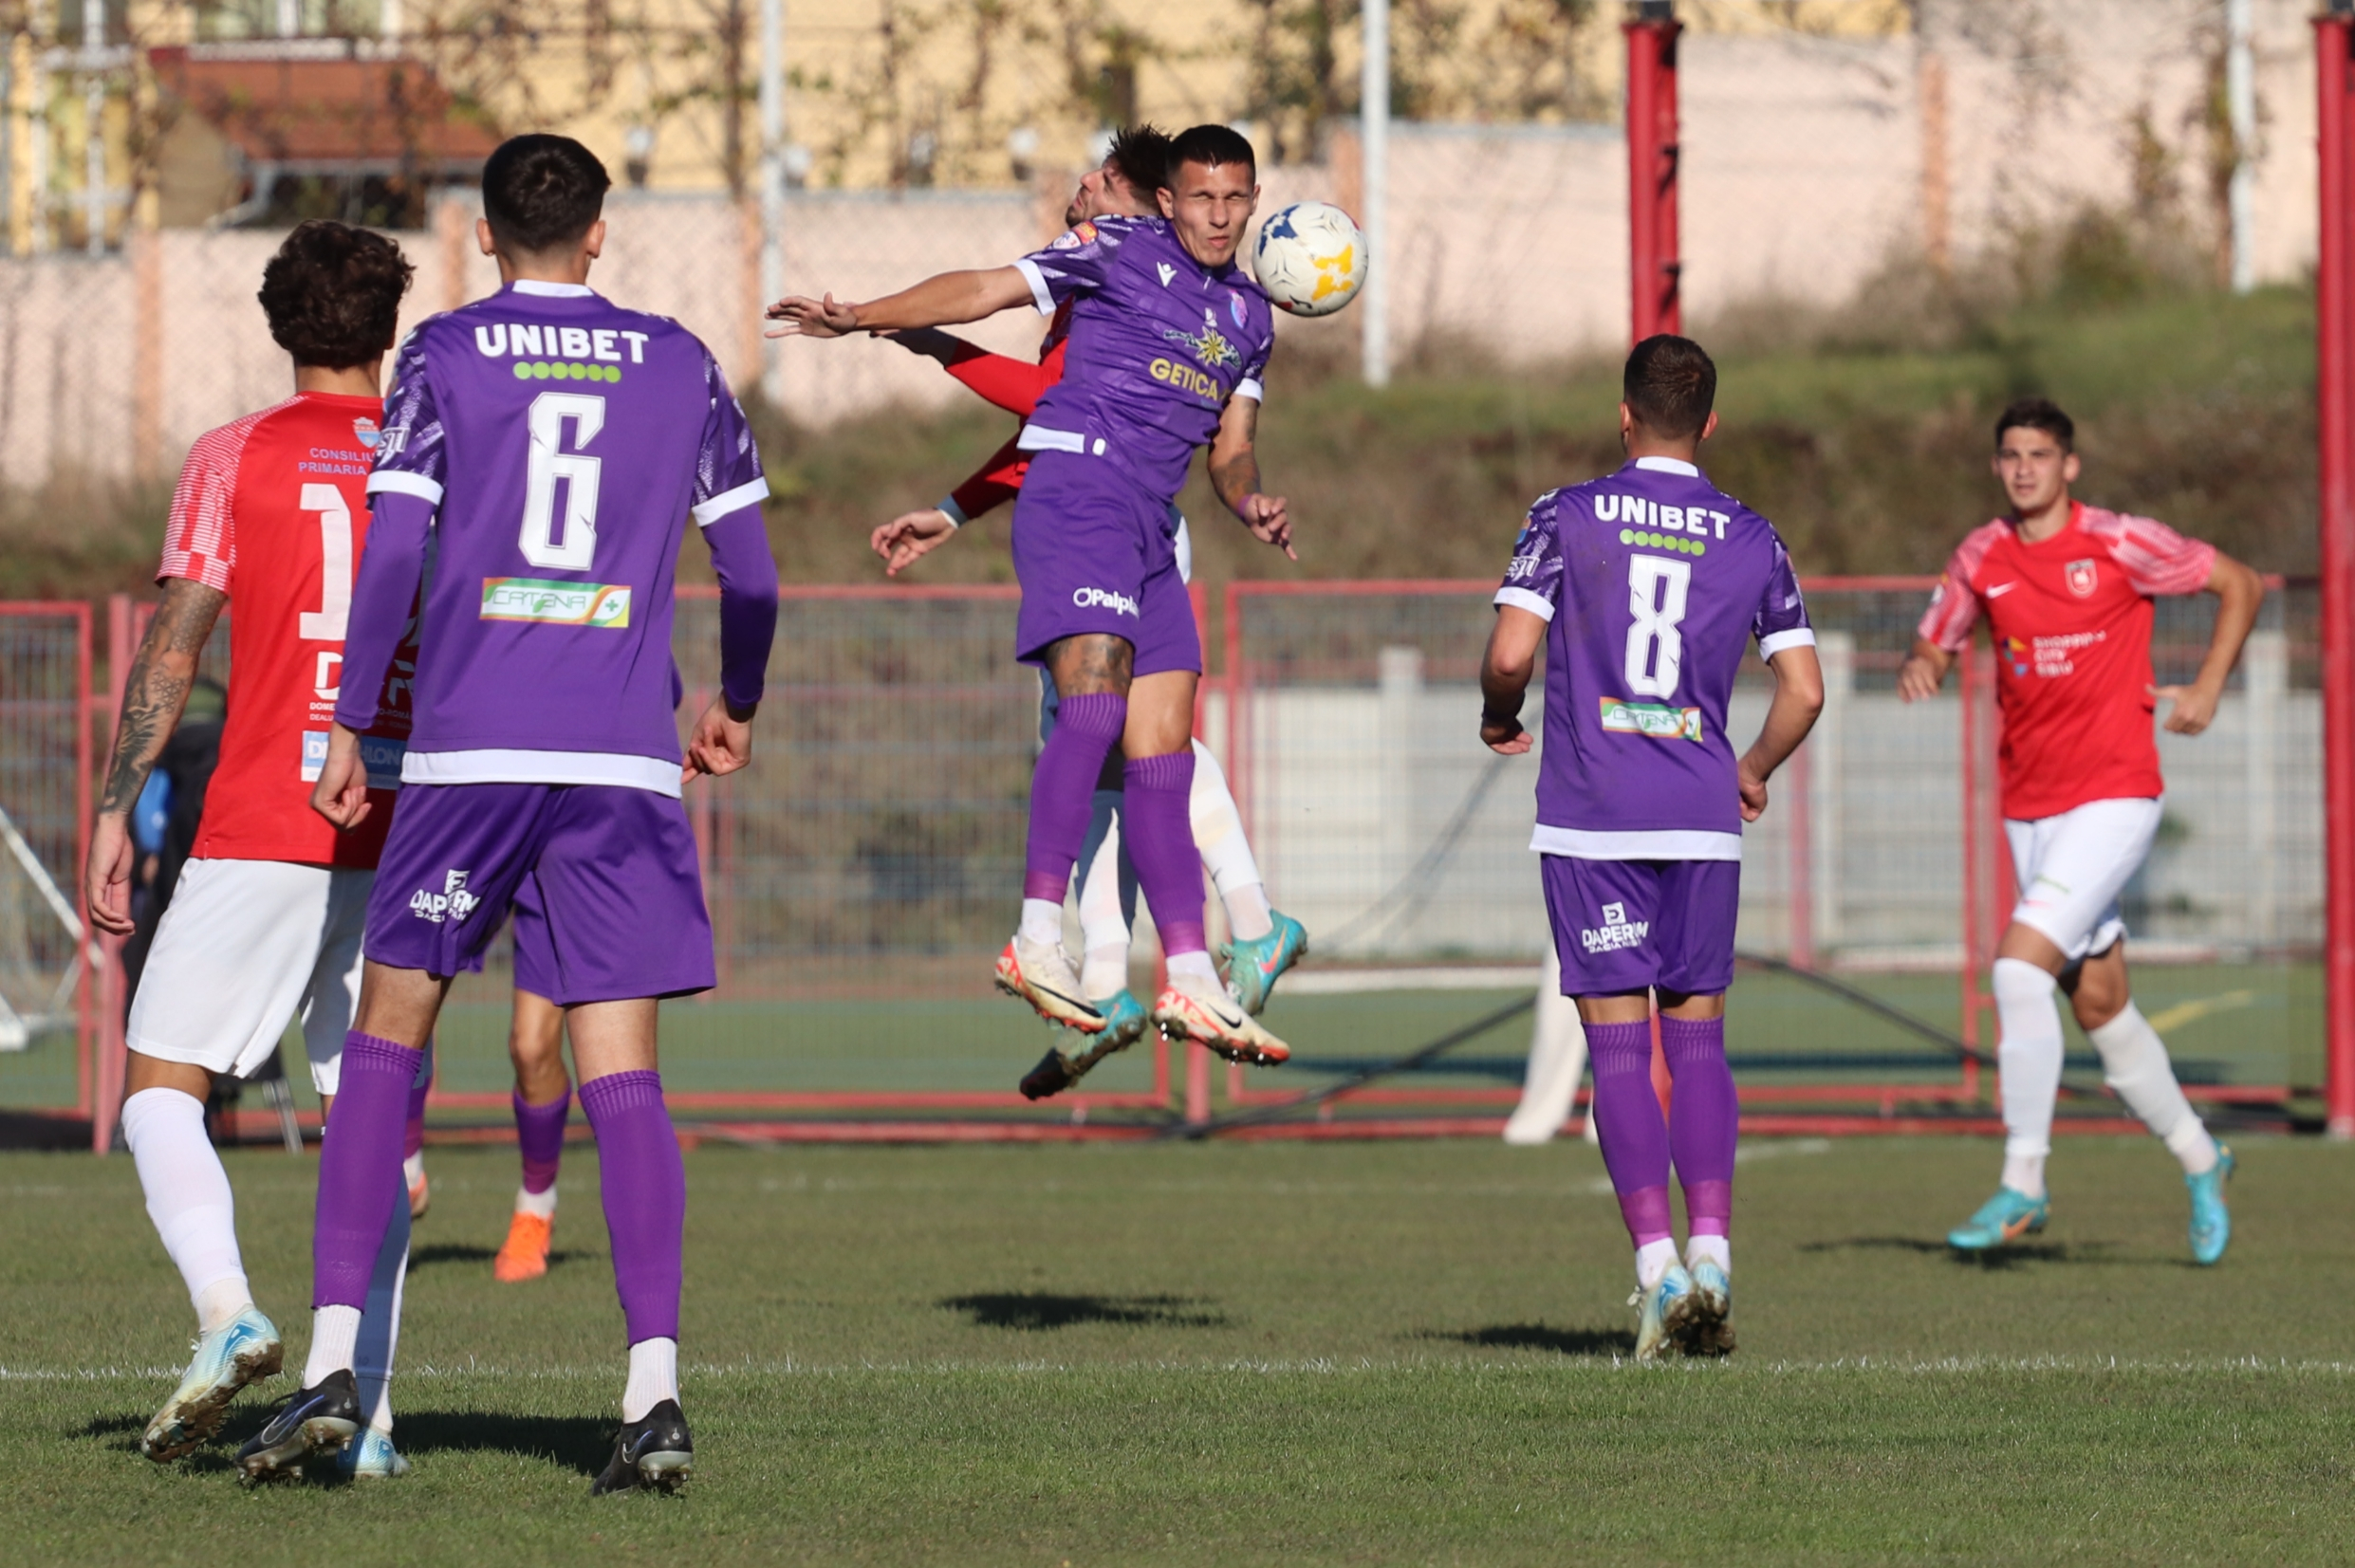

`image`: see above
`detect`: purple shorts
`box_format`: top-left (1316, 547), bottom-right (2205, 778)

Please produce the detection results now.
top-left (1541, 856), bottom-right (1740, 998)
top-left (366, 782), bottom-right (714, 1005)
top-left (1011, 451), bottom-right (1200, 676)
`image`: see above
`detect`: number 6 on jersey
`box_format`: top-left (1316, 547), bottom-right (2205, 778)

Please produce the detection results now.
top-left (521, 392), bottom-right (604, 569)
top-left (1624, 554), bottom-right (1690, 697)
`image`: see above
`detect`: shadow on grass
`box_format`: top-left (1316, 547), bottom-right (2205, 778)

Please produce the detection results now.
top-left (939, 1292), bottom-right (1230, 1331)
top-left (1420, 1323), bottom-right (1637, 1357)
top-left (76, 1404), bottom-right (285, 1476)
top-left (409, 1243), bottom-right (596, 1271)
top-left (394, 1411), bottom-right (613, 1476)
top-left (1797, 1236), bottom-right (2138, 1270)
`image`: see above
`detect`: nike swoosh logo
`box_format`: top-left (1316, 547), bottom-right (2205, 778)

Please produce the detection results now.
top-left (1986, 581), bottom-right (2019, 597)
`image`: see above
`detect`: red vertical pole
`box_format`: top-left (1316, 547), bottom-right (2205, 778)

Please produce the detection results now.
top-left (1623, 9), bottom-right (1683, 343)
top-left (2319, 15), bottom-right (2355, 1137)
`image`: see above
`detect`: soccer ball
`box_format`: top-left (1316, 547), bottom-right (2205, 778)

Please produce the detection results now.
top-left (1252, 202), bottom-right (1367, 318)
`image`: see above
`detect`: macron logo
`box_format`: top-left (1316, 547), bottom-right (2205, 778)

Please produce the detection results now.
top-left (409, 869), bottom-right (480, 926)
top-left (1072, 586), bottom-right (1141, 618)
top-left (1157, 263), bottom-right (1176, 287)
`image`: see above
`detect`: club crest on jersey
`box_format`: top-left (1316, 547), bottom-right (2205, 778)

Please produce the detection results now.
top-left (1051, 221), bottom-right (1097, 251)
top-left (1228, 290), bottom-right (1249, 330)
top-left (410, 870), bottom-right (479, 926)
top-left (352, 416), bottom-right (380, 451)
top-left (2065, 558), bottom-right (2099, 598)
top-left (1162, 307), bottom-right (1242, 373)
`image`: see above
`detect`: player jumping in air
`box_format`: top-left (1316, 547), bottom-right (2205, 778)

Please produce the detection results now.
top-left (83, 221), bottom-right (424, 1475)
top-left (1901, 398), bottom-right (2263, 1264)
top-left (770, 123), bottom-right (1296, 1066)
top-left (866, 125), bottom-right (1306, 1096)
top-left (251, 135), bottom-right (780, 1493)
top-left (1479, 336), bottom-right (1824, 1360)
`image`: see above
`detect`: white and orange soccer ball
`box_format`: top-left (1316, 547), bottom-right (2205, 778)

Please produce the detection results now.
top-left (1252, 201), bottom-right (1367, 317)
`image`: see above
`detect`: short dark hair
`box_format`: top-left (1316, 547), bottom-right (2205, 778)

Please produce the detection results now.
top-left (1623, 334), bottom-right (1716, 439)
top-left (1994, 397), bottom-right (2074, 452)
top-left (1161, 123), bottom-right (1256, 189)
top-left (257, 220), bottom-right (413, 369)
top-left (1103, 123), bottom-right (1174, 197)
top-left (482, 134), bottom-right (611, 254)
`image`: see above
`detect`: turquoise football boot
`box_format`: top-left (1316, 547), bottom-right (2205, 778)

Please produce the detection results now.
top-left (2186, 1143), bottom-right (2234, 1266)
top-left (1220, 911), bottom-right (1309, 1016)
top-left (1018, 990), bottom-right (1150, 1100)
top-left (1680, 1256), bottom-right (1735, 1357)
top-left (1947, 1186), bottom-right (2050, 1253)
top-left (338, 1427), bottom-right (411, 1479)
top-left (1631, 1264), bottom-right (1697, 1363)
top-left (140, 1306), bottom-right (283, 1463)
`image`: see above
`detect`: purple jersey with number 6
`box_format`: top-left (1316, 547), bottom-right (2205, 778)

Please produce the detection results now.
top-left (1495, 455), bottom-right (1813, 860)
top-left (1011, 215), bottom-right (1276, 502)
top-left (339, 281), bottom-right (769, 792)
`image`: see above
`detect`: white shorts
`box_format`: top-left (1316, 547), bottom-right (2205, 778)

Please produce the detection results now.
top-left (126, 858), bottom-right (373, 1096)
top-left (2003, 797), bottom-right (2162, 966)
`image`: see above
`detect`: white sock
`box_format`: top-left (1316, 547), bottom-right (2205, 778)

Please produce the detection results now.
top-left (622, 1337), bottom-right (678, 1423)
top-left (516, 1184), bottom-right (559, 1219)
top-left (2001, 1152), bottom-right (2048, 1200)
top-left (1167, 950), bottom-right (1218, 984)
top-left (305, 1304), bottom-right (362, 1386)
top-left (2087, 1001), bottom-right (2218, 1175)
top-left (353, 1191), bottom-right (409, 1433)
top-left (1635, 1237), bottom-right (1680, 1290)
top-left (121, 1086), bottom-right (252, 1333)
top-left (1189, 740), bottom-right (1274, 940)
top-left (1076, 791), bottom-right (1134, 945)
top-left (1993, 957), bottom-right (2062, 1196)
top-left (1685, 1234), bottom-right (1730, 1274)
top-left (1080, 946), bottom-right (1129, 1001)
top-left (1018, 897), bottom-right (1065, 947)
top-left (1504, 953), bottom-right (1587, 1146)
top-left (402, 1152), bottom-right (425, 1189)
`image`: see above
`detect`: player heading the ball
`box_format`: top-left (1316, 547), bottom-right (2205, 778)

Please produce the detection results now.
top-left (769, 123), bottom-right (1300, 1066)
top-left (1480, 335), bottom-right (1824, 1362)
top-left (1901, 398), bottom-right (2263, 1264)
top-left (265, 134), bottom-right (779, 1496)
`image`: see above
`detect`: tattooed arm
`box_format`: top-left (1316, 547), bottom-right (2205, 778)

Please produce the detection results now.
top-left (1206, 395), bottom-right (1294, 560)
top-left (83, 578), bottom-right (226, 936)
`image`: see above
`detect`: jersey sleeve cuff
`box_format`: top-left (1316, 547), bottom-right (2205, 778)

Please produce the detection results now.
top-left (936, 495), bottom-right (968, 527)
top-left (1493, 586), bottom-right (1556, 622)
top-left (1234, 378), bottom-right (1265, 403)
top-left (1757, 627), bottom-right (1817, 659)
top-left (1012, 258), bottom-right (1055, 316)
top-left (365, 470), bottom-right (444, 506)
top-left (693, 477), bottom-right (770, 527)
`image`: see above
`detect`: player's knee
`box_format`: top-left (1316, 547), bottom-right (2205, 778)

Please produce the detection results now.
top-left (1048, 634), bottom-right (1134, 696)
top-left (2067, 971), bottom-right (2129, 1031)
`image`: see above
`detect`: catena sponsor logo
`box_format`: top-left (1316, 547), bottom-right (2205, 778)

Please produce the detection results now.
top-left (481, 578), bottom-right (631, 627)
top-left (1599, 696), bottom-right (1704, 742)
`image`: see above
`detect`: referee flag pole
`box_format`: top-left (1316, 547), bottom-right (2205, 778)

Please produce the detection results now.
top-left (2315, 3), bottom-right (2355, 1137)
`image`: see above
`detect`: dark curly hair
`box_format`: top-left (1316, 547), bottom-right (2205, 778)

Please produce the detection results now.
top-left (257, 220), bottom-right (413, 369)
top-left (1623, 334), bottom-right (1716, 439)
top-left (1103, 124), bottom-right (1173, 198)
top-left (483, 133), bottom-right (611, 254)
top-left (1994, 397), bottom-right (2074, 453)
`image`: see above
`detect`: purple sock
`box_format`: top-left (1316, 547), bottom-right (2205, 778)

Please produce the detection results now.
top-left (1587, 1019), bottom-right (1675, 1247)
top-left (579, 1070), bottom-right (684, 1344)
top-left (313, 1032), bottom-right (423, 1310)
top-left (514, 1089), bottom-right (570, 1194)
top-left (1661, 1014), bottom-right (1737, 1238)
top-left (1122, 750), bottom-right (1206, 956)
top-left (1024, 692), bottom-right (1127, 903)
top-left (402, 1070), bottom-right (429, 1161)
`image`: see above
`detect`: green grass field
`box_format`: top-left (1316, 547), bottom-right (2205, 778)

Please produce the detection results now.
top-left (6, 1134), bottom-right (2354, 1563)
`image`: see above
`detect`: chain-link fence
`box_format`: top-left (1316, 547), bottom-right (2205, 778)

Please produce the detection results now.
top-left (0, 604), bottom-right (90, 1116)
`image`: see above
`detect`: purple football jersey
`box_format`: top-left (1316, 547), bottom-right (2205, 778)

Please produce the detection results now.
top-left (1012, 215), bottom-right (1276, 501)
top-left (336, 281), bottom-right (770, 794)
top-left (1495, 456), bottom-right (1813, 859)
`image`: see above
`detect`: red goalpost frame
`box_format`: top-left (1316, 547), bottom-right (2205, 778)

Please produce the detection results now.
top-left (2314, 7), bottom-right (2355, 1136)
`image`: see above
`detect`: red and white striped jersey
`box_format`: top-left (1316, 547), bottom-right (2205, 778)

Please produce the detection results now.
top-left (158, 391), bottom-right (413, 866)
top-left (1918, 501), bottom-right (2216, 821)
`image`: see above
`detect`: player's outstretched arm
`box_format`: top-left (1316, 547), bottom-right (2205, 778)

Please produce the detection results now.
top-left (1208, 396), bottom-right (1294, 560)
top-left (84, 577), bottom-right (226, 936)
top-left (872, 508), bottom-right (961, 577)
top-left (765, 267), bottom-right (1035, 340)
top-left (1737, 646), bottom-right (1828, 821)
top-left (1897, 638), bottom-right (1953, 702)
top-left (1478, 606), bottom-right (1548, 755)
top-left (2153, 550), bottom-right (2266, 735)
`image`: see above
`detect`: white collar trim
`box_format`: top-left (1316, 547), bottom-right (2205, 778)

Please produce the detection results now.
top-left (509, 280), bottom-right (595, 298)
top-left (1633, 455), bottom-right (1700, 477)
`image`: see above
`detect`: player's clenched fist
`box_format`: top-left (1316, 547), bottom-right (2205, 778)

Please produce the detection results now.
top-left (871, 508), bottom-right (958, 577)
top-left (683, 695), bottom-right (757, 781)
top-left (309, 723), bottom-right (374, 830)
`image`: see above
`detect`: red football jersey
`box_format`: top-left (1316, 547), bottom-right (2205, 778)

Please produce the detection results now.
top-left (158, 392), bottom-right (414, 867)
top-left (1919, 501), bottom-right (2216, 821)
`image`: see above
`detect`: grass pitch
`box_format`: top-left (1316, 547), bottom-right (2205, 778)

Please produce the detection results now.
top-left (6, 1134), bottom-right (2355, 1564)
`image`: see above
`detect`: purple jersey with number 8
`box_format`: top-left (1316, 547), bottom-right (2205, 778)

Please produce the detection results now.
top-left (1495, 455), bottom-right (1812, 860)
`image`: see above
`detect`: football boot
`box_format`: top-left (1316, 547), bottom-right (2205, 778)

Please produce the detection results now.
top-left (993, 936), bottom-right (1106, 1033)
top-left (1018, 990), bottom-right (1150, 1100)
top-left (493, 1209), bottom-right (555, 1282)
top-left (1219, 912), bottom-right (1309, 1016)
top-left (2186, 1143), bottom-right (2234, 1266)
top-left (1679, 1256), bottom-right (1735, 1357)
top-left (1631, 1264), bottom-right (1697, 1364)
top-left (1152, 972), bottom-right (1290, 1066)
top-left (1946, 1186), bottom-right (2050, 1253)
top-left (337, 1427), bottom-right (411, 1479)
top-left (139, 1306), bottom-right (283, 1463)
top-left (591, 1398), bottom-right (694, 1496)
top-left (235, 1368), bottom-right (362, 1482)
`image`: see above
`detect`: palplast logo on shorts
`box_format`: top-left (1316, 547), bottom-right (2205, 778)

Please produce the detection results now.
top-left (481, 577), bottom-right (632, 628)
top-left (1072, 586), bottom-right (1141, 618)
top-left (410, 870), bottom-right (480, 925)
top-left (1580, 900), bottom-right (1650, 954)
